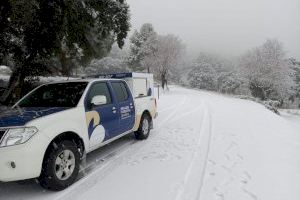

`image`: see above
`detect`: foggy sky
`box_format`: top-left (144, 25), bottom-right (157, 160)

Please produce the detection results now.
top-left (126, 0), bottom-right (300, 60)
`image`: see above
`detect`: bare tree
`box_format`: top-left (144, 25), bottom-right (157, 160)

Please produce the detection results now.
top-left (152, 34), bottom-right (185, 89)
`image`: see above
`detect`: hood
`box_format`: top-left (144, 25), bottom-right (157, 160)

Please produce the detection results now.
top-left (0, 107), bottom-right (70, 128)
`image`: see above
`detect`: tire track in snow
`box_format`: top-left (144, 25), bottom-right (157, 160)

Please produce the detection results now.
top-left (78, 139), bottom-right (136, 175)
top-left (167, 106), bottom-right (202, 124)
top-left (156, 95), bottom-right (189, 128)
top-left (174, 101), bottom-right (214, 200)
top-left (174, 101), bottom-right (206, 200)
top-left (159, 104), bottom-right (178, 113)
top-left (196, 109), bottom-right (213, 200)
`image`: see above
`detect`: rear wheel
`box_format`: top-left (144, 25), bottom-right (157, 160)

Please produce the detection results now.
top-left (135, 114), bottom-right (151, 140)
top-left (39, 140), bottom-right (80, 191)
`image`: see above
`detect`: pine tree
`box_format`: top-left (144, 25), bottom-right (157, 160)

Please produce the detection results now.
top-left (128, 23), bottom-right (158, 72)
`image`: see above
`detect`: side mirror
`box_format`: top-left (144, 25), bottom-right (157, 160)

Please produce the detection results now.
top-left (91, 95), bottom-right (107, 106)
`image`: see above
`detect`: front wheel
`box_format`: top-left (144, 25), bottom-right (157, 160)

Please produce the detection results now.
top-left (135, 114), bottom-right (151, 140)
top-left (39, 140), bottom-right (80, 191)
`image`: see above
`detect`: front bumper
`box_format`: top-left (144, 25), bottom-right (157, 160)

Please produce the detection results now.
top-left (0, 132), bottom-right (50, 182)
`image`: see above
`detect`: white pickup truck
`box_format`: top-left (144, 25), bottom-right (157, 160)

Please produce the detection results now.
top-left (0, 73), bottom-right (157, 190)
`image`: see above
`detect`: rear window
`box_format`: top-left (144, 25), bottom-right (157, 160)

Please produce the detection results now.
top-left (111, 82), bottom-right (129, 102)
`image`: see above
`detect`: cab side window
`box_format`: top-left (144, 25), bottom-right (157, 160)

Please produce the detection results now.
top-left (111, 82), bottom-right (129, 102)
top-left (87, 82), bottom-right (112, 107)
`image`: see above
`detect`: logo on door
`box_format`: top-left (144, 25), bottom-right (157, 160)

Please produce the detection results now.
top-left (85, 111), bottom-right (105, 144)
top-left (120, 106), bottom-right (131, 119)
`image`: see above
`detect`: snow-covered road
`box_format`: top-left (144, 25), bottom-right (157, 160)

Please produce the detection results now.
top-left (1, 86), bottom-right (300, 200)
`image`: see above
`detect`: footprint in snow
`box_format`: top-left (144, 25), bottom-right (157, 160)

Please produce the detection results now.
top-left (221, 165), bottom-right (231, 173)
top-left (209, 159), bottom-right (216, 165)
top-left (242, 188), bottom-right (258, 200)
top-left (243, 171), bottom-right (252, 180)
top-left (226, 141), bottom-right (238, 152)
top-left (240, 171), bottom-right (252, 185)
top-left (237, 154), bottom-right (244, 160)
top-left (214, 187), bottom-right (225, 200)
top-left (224, 153), bottom-right (231, 161)
top-left (210, 172), bottom-right (216, 177)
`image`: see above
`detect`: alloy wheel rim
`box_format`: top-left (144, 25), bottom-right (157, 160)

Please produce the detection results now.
top-left (55, 150), bottom-right (76, 181)
top-left (142, 118), bottom-right (149, 135)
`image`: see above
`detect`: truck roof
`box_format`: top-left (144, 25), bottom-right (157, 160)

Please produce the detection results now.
top-left (96, 72), bottom-right (153, 79)
top-left (41, 78), bottom-right (123, 85)
top-left (41, 72), bottom-right (154, 85)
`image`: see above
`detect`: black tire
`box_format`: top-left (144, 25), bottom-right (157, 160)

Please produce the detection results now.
top-left (134, 114), bottom-right (151, 140)
top-left (39, 140), bottom-right (80, 191)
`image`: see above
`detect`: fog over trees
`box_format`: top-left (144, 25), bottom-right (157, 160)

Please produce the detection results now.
top-left (185, 39), bottom-right (299, 108)
top-left (83, 23), bottom-right (300, 108)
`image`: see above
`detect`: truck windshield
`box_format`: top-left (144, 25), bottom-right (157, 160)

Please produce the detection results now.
top-left (17, 82), bottom-right (88, 108)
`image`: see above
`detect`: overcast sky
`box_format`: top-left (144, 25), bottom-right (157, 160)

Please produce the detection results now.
top-left (126, 0), bottom-right (300, 60)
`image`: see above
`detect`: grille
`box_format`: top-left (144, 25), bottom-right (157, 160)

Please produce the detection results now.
top-left (0, 129), bottom-right (6, 141)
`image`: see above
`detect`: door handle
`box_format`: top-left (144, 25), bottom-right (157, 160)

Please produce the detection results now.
top-left (112, 107), bottom-right (117, 114)
top-left (130, 103), bottom-right (134, 109)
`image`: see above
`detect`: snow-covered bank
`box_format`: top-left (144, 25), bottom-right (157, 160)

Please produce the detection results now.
top-left (280, 109), bottom-right (300, 131)
top-left (0, 86), bottom-right (299, 200)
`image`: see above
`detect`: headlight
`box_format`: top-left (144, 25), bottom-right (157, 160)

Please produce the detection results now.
top-left (0, 127), bottom-right (38, 147)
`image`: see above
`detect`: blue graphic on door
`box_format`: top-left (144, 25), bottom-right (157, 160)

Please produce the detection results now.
top-left (85, 111), bottom-right (105, 145)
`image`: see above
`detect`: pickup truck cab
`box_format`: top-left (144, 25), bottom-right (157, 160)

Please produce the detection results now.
top-left (0, 73), bottom-right (157, 190)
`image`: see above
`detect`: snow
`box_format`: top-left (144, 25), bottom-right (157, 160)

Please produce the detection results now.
top-left (0, 75), bottom-right (77, 83)
top-left (0, 66), bottom-right (9, 70)
top-left (39, 76), bottom-right (77, 82)
top-left (280, 109), bottom-right (300, 130)
top-left (200, 93), bottom-right (300, 200)
top-left (1, 86), bottom-right (300, 200)
top-left (0, 74), bottom-right (10, 82)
